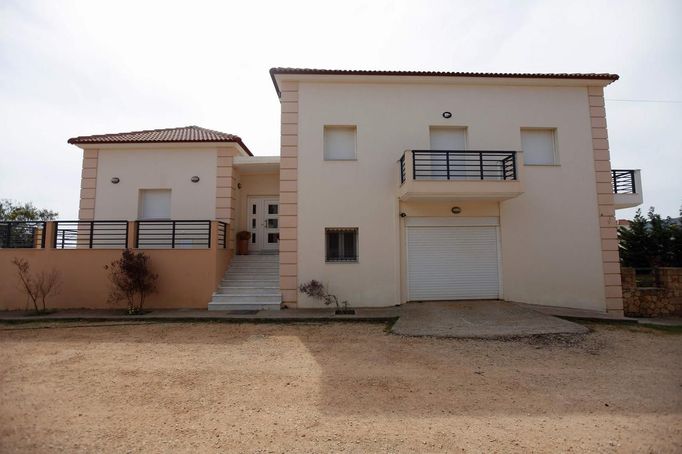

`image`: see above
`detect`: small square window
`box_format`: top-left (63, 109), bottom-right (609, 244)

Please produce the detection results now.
top-left (521, 128), bottom-right (557, 165)
top-left (325, 228), bottom-right (358, 262)
top-left (324, 126), bottom-right (357, 160)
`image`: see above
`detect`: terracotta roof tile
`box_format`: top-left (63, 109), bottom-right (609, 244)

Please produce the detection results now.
top-left (68, 125), bottom-right (252, 155)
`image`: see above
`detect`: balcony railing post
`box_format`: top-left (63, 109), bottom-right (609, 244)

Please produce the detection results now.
top-left (446, 151), bottom-right (451, 180)
top-left (630, 170), bottom-right (636, 194)
top-left (479, 152), bottom-right (484, 180)
top-left (89, 221), bottom-right (94, 248)
top-left (171, 221), bottom-right (176, 249)
top-left (412, 151), bottom-right (416, 181)
top-left (208, 221), bottom-right (213, 249)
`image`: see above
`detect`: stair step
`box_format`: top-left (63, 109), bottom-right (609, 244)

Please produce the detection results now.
top-left (208, 302), bottom-right (280, 311)
top-left (211, 294), bottom-right (282, 304)
top-left (216, 287), bottom-right (280, 296)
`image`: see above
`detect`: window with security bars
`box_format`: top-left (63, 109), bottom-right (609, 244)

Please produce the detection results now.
top-left (325, 228), bottom-right (358, 262)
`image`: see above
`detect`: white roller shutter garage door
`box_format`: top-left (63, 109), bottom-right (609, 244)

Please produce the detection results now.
top-left (407, 225), bottom-right (500, 300)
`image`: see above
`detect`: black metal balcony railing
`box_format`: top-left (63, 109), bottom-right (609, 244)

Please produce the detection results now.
top-left (612, 169), bottom-right (636, 194)
top-left (399, 154), bottom-right (406, 184)
top-left (401, 150), bottom-right (517, 183)
top-left (54, 220), bottom-right (129, 249)
top-left (136, 220), bottom-right (213, 249)
top-left (0, 221), bottom-right (46, 248)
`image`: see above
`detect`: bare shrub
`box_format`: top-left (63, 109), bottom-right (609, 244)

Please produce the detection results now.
top-left (11, 257), bottom-right (61, 313)
top-left (104, 249), bottom-right (158, 315)
top-left (299, 280), bottom-right (351, 313)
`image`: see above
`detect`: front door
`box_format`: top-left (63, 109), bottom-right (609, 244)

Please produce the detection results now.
top-left (247, 197), bottom-right (279, 252)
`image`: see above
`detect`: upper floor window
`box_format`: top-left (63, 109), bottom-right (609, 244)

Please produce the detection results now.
top-left (521, 128), bottom-right (557, 165)
top-left (324, 126), bottom-right (356, 160)
top-left (138, 189), bottom-right (171, 220)
top-left (429, 126), bottom-right (467, 150)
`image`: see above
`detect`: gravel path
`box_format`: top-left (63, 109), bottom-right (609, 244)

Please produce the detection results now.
top-left (0, 322), bottom-right (680, 453)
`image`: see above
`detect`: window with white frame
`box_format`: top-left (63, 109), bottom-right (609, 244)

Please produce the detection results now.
top-left (324, 126), bottom-right (356, 160)
top-left (521, 128), bottom-right (557, 165)
top-left (325, 228), bottom-right (358, 262)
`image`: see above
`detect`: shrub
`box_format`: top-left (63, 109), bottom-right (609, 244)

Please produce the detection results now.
top-left (299, 280), bottom-right (350, 312)
top-left (11, 257), bottom-right (61, 313)
top-left (105, 249), bottom-right (158, 315)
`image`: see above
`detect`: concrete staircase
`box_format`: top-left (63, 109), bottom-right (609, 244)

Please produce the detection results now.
top-left (208, 254), bottom-right (281, 311)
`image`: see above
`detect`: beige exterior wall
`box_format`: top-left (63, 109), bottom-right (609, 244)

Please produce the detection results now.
top-left (295, 80), bottom-right (610, 310)
top-left (0, 222), bottom-right (231, 310)
top-left (93, 147), bottom-right (218, 220)
top-left (279, 82), bottom-right (299, 305)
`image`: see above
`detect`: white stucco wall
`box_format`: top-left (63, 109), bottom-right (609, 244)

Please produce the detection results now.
top-left (94, 148), bottom-right (217, 220)
top-left (296, 81), bottom-right (606, 310)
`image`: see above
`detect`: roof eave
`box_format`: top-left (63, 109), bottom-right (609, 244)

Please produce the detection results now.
top-left (270, 68), bottom-right (620, 96)
top-left (69, 140), bottom-right (254, 156)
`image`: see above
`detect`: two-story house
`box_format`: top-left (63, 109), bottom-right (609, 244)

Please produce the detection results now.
top-left (60, 68), bottom-right (642, 315)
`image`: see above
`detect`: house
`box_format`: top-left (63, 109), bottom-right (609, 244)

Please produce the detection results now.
top-left (0, 68), bottom-right (643, 315)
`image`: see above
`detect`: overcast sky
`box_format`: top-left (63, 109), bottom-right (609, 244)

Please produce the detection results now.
top-left (1, 0), bottom-right (680, 219)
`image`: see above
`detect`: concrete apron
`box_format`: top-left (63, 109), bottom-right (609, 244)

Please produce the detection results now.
top-left (391, 300), bottom-right (589, 339)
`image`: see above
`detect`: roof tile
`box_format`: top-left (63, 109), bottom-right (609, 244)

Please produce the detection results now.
top-left (68, 126), bottom-right (252, 155)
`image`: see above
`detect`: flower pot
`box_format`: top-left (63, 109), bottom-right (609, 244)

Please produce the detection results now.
top-left (237, 239), bottom-right (249, 255)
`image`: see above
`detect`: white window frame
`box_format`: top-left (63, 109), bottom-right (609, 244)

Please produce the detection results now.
top-left (323, 125), bottom-right (357, 161)
top-left (520, 128), bottom-right (559, 166)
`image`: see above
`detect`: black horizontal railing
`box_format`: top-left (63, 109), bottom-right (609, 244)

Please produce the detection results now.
top-left (612, 169), bottom-right (636, 194)
top-left (136, 220), bottom-right (212, 249)
top-left (0, 221), bottom-right (46, 248)
top-left (54, 220), bottom-right (128, 249)
top-left (217, 221), bottom-right (228, 249)
top-left (410, 150), bottom-right (517, 181)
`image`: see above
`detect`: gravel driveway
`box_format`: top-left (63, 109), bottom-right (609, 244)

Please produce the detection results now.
top-left (0, 322), bottom-right (680, 452)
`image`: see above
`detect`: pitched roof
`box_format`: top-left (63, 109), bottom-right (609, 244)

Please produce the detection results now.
top-left (269, 67), bottom-right (619, 95)
top-left (68, 125), bottom-right (252, 155)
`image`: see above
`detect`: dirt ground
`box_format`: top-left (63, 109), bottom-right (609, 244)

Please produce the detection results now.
top-left (0, 322), bottom-right (680, 453)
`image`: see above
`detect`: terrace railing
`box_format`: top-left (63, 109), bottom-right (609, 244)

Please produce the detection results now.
top-left (612, 169), bottom-right (636, 194)
top-left (136, 220), bottom-right (213, 249)
top-left (402, 150), bottom-right (517, 182)
top-left (54, 220), bottom-right (128, 249)
top-left (0, 221), bottom-right (46, 248)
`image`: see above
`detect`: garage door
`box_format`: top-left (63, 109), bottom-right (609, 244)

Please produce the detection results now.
top-left (407, 225), bottom-right (499, 300)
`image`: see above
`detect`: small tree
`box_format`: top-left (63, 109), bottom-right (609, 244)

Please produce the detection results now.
top-left (11, 257), bottom-right (61, 313)
top-left (0, 199), bottom-right (58, 221)
top-left (619, 207), bottom-right (681, 267)
top-left (105, 249), bottom-right (158, 314)
top-left (299, 280), bottom-right (352, 313)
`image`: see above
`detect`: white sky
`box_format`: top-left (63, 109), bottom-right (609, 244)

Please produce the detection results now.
top-left (1, 0), bottom-right (680, 219)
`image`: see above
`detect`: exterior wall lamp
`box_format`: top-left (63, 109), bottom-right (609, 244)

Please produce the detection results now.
top-left (111, 177), bottom-right (120, 184)
top-left (191, 176), bottom-right (200, 183)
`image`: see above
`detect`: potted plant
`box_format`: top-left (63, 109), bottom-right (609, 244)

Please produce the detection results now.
top-left (236, 231), bottom-right (251, 255)
top-left (299, 280), bottom-right (355, 315)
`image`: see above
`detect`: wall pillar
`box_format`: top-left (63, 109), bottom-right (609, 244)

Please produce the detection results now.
top-left (279, 81), bottom-right (299, 306)
top-left (589, 86), bottom-right (623, 316)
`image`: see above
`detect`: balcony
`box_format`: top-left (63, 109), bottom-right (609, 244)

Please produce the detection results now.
top-left (398, 150), bottom-right (524, 201)
top-left (612, 169), bottom-right (643, 209)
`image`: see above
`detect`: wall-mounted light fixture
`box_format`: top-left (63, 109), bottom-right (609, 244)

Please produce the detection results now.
top-left (111, 177), bottom-right (120, 184)
top-left (400, 212), bottom-right (407, 218)
top-left (442, 111), bottom-right (452, 119)
top-left (451, 206), bottom-right (462, 214)
top-left (191, 176), bottom-right (200, 183)
top-left (237, 183), bottom-right (242, 189)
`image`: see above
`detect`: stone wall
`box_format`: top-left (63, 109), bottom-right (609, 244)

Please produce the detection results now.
top-left (622, 267), bottom-right (682, 317)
